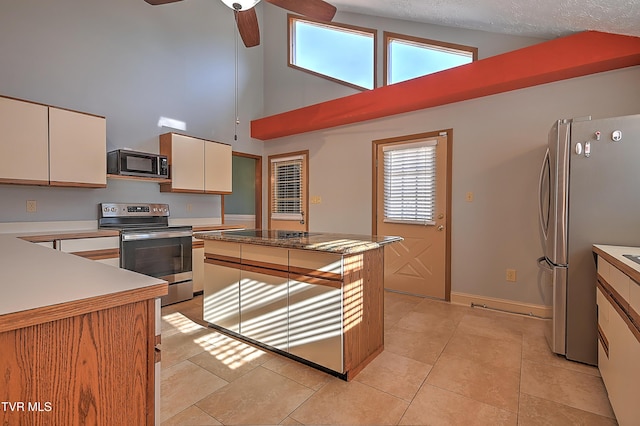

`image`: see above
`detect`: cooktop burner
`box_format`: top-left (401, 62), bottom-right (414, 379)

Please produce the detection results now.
top-left (223, 229), bottom-right (318, 239)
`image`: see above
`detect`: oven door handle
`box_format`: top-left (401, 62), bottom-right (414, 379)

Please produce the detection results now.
top-left (121, 230), bottom-right (192, 241)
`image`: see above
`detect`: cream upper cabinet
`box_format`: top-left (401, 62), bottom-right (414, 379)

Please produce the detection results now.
top-left (0, 96), bottom-right (106, 188)
top-left (205, 140), bottom-right (232, 193)
top-left (160, 132), bottom-right (232, 194)
top-left (162, 133), bottom-right (205, 192)
top-left (49, 107), bottom-right (106, 187)
top-left (0, 96), bottom-right (49, 185)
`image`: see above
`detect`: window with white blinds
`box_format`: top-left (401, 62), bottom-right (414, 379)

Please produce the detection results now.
top-left (271, 155), bottom-right (303, 220)
top-left (382, 140), bottom-right (437, 225)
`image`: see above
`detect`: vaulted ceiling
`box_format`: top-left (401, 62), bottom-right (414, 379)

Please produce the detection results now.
top-left (331, 0), bottom-right (640, 39)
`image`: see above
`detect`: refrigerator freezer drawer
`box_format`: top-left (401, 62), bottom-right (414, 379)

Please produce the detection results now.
top-left (538, 257), bottom-right (567, 355)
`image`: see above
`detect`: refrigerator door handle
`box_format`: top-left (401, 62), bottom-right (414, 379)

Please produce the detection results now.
top-left (537, 256), bottom-right (553, 272)
top-left (538, 148), bottom-right (550, 241)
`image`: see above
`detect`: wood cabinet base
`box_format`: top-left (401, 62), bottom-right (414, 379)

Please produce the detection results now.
top-left (0, 300), bottom-right (156, 425)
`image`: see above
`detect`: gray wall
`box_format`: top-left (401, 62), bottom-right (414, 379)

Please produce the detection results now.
top-left (225, 155), bottom-right (256, 215)
top-left (0, 0), bottom-right (265, 222)
top-left (261, 66), bottom-right (640, 305)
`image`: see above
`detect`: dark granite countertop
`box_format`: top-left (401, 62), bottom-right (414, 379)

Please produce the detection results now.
top-left (193, 229), bottom-right (403, 255)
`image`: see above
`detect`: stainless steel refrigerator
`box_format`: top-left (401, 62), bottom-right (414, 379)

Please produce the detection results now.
top-left (538, 113), bottom-right (640, 366)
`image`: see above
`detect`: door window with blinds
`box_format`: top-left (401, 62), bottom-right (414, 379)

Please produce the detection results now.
top-left (382, 139), bottom-right (437, 225)
top-left (271, 155), bottom-right (304, 220)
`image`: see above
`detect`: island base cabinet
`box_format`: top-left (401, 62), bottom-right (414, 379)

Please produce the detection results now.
top-left (288, 279), bottom-right (343, 372)
top-left (202, 240), bottom-right (386, 380)
top-left (0, 300), bottom-right (155, 426)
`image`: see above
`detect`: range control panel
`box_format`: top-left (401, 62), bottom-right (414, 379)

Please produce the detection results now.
top-left (100, 203), bottom-right (170, 218)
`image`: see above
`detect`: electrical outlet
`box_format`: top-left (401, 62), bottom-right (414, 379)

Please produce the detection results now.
top-left (506, 269), bottom-right (517, 282)
top-left (466, 192), bottom-right (474, 202)
top-left (26, 200), bottom-right (37, 213)
top-left (186, 203), bottom-right (193, 212)
top-left (311, 196), bottom-right (322, 204)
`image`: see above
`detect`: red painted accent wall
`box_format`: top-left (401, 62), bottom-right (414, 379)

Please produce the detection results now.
top-left (251, 31), bottom-right (640, 141)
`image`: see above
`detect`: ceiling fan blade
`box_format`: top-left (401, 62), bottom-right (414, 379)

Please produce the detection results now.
top-left (144, 0), bottom-right (183, 5)
top-left (236, 8), bottom-right (261, 48)
top-left (266, 0), bottom-right (336, 22)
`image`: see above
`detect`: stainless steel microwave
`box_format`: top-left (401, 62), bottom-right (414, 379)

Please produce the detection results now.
top-left (107, 149), bottom-right (169, 178)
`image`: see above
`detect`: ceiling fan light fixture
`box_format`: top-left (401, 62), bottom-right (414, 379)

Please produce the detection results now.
top-left (221, 0), bottom-right (260, 11)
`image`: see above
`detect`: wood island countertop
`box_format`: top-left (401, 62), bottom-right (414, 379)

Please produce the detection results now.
top-left (193, 229), bottom-right (403, 254)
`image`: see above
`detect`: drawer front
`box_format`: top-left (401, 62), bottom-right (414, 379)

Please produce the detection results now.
top-left (204, 240), bottom-right (241, 261)
top-left (630, 281), bottom-right (640, 323)
top-left (609, 263), bottom-right (630, 303)
top-left (58, 236), bottom-right (119, 253)
top-left (241, 244), bottom-right (288, 269)
top-left (596, 287), bottom-right (610, 335)
top-left (289, 249), bottom-right (342, 280)
top-left (597, 257), bottom-right (611, 283)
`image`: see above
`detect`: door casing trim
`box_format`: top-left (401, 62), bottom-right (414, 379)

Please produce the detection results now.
top-left (372, 129), bottom-right (453, 301)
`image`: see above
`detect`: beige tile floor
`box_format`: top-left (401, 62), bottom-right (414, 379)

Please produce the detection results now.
top-left (160, 292), bottom-right (617, 425)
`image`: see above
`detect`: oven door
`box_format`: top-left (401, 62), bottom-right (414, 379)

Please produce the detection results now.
top-left (121, 228), bottom-right (193, 306)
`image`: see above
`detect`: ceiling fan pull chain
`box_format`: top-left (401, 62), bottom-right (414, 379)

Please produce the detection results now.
top-left (234, 12), bottom-right (239, 141)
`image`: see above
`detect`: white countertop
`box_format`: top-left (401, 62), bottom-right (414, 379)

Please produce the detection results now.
top-left (593, 244), bottom-right (640, 284)
top-left (0, 234), bottom-right (166, 318)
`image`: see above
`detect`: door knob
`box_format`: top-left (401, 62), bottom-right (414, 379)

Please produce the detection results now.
top-left (437, 225), bottom-right (444, 231)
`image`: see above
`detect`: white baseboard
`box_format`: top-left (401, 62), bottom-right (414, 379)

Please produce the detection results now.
top-left (451, 291), bottom-right (552, 319)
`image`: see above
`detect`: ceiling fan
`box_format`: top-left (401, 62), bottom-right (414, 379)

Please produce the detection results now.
top-left (144, 0), bottom-right (337, 48)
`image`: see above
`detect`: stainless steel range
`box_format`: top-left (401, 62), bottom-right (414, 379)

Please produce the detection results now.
top-left (99, 202), bottom-right (193, 306)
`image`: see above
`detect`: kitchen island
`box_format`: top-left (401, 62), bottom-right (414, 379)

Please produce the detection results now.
top-left (0, 234), bottom-right (167, 425)
top-left (194, 229), bottom-right (402, 380)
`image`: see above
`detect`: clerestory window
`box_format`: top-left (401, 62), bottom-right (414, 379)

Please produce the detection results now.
top-left (384, 32), bottom-right (477, 85)
top-left (288, 15), bottom-right (376, 90)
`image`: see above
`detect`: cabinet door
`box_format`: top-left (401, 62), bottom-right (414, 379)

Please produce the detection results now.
top-left (612, 318), bottom-right (640, 425)
top-left (166, 134), bottom-right (204, 192)
top-left (204, 262), bottom-right (241, 332)
top-left (240, 269), bottom-right (289, 350)
top-left (49, 107), bottom-right (106, 187)
top-left (204, 141), bottom-right (232, 194)
top-left (0, 97), bottom-right (49, 184)
top-left (193, 246), bottom-right (205, 293)
top-left (288, 277), bottom-right (343, 372)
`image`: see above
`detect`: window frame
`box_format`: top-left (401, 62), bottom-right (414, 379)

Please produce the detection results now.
top-left (269, 153), bottom-right (306, 221)
top-left (383, 31), bottom-right (478, 86)
top-left (382, 139), bottom-right (438, 226)
top-left (288, 14), bottom-right (377, 91)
